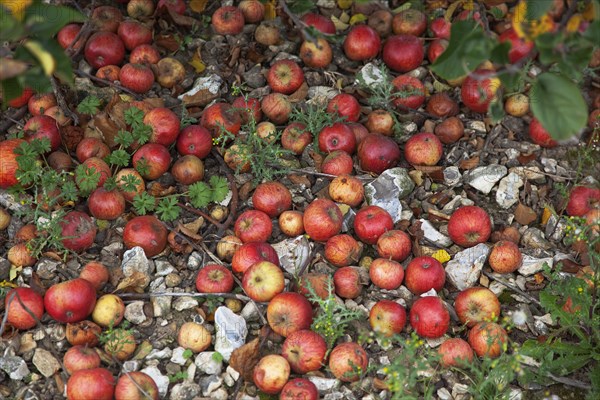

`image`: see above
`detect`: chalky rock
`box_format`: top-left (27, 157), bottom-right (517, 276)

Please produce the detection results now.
top-left (509, 166), bottom-right (546, 183)
top-left (496, 172), bottom-right (524, 209)
top-left (200, 374), bottom-right (223, 397)
top-left (365, 168), bottom-right (414, 222)
top-left (307, 86), bottom-right (338, 103)
top-left (272, 235), bottom-right (311, 275)
top-left (170, 347), bottom-right (189, 366)
top-left (464, 165), bottom-right (507, 194)
top-left (355, 63), bottom-right (385, 86)
top-left (141, 365), bottom-right (170, 398)
top-left (124, 301), bottom-right (147, 325)
top-left (445, 244), bottom-right (490, 290)
top-left (122, 246), bottom-right (154, 289)
top-left (169, 382), bottom-right (202, 400)
top-left (308, 376), bottom-right (341, 393)
top-left (173, 296), bottom-right (199, 311)
top-left (419, 219), bottom-right (453, 247)
top-left (214, 306), bottom-right (247, 362)
top-left (195, 352), bottom-right (223, 375)
top-left (443, 166), bottom-right (462, 186)
top-left (177, 74), bottom-right (223, 106)
top-left (521, 228), bottom-right (552, 250)
top-left (545, 214), bottom-right (567, 242)
top-left (0, 355), bottom-right (30, 380)
top-left (32, 348), bottom-right (60, 378)
top-left (518, 255), bottom-right (553, 276)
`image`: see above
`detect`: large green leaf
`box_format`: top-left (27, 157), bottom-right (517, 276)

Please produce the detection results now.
top-left (530, 73), bottom-right (588, 141)
top-left (25, 3), bottom-right (86, 37)
top-left (0, 6), bottom-right (24, 41)
top-left (430, 20), bottom-right (493, 80)
top-left (525, 0), bottom-right (553, 20)
top-left (43, 39), bottom-right (75, 86)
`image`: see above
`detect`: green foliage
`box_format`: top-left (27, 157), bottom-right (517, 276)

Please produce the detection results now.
top-left (168, 371), bottom-right (189, 383)
top-left (74, 163), bottom-right (101, 195)
top-left (305, 277), bottom-right (364, 349)
top-left (77, 96), bottom-right (102, 115)
top-left (212, 352), bottom-right (224, 363)
top-left (97, 321), bottom-right (135, 362)
top-left (183, 348), bottom-right (194, 360)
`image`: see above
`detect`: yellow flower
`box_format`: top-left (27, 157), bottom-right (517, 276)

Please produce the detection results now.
top-left (511, 0), bottom-right (554, 41)
top-left (566, 14), bottom-right (583, 33)
top-left (0, 0), bottom-right (32, 21)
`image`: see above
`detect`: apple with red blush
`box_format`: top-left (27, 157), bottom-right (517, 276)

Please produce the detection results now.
top-left (176, 125), bottom-right (213, 159)
top-left (85, 31), bottom-right (125, 69)
top-left (44, 278), bottom-right (97, 323)
top-left (201, 103), bottom-right (242, 138)
top-left (318, 123), bottom-right (357, 154)
top-left (468, 322), bottom-right (508, 358)
top-left (130, 44), bottom-right (161, 64)
top-left (454, 287), bottom-right (501, 328)
top-left (357, 134), bottom-right (401, 174)
top-left (430, 17), bottom-right (451, 39)
top-left (281, 122), bottom-right (312, 154)
top-left (234, 209), bottom-right (273, 243)
top-left (267, 59), bottom-right (305, 95)
top-left (321, 150), bottom-right (354, 176)
top-left (60, 211), bottom-right (97, 253)
top-left (404, 256), bottom-right (446, 295)
top-left (23, 115), bottom-right (61, 152)
top-left (119, 63), bottom-right (154, 94)
top-left (343, 25), bottom-right (381, 61)
top-left (348, 122), bottom-right (370, 144)
top-left (57, 24), bottom-right (84, 50)
top-left (76, 138), bottom-right (110, 163)
top-left (252, 181), bottom-right (292, 218)
top-left (261, 93), bottom-right (292, 125)
top-left (369, 299), bottom-right (407, 337)
top-left (212, 6), bottom-right (245, 35)
top-left (278, 210), bottom-right (305, 236)
top-left (232, 96), bottom-right (262, 124)
top-left (63, 345), bottom-right (102, 374)
top-left (280, 378), bottom-right (319, 400)
top-left (528, 118), bottom-right (558, 148)
top-left (328, 174), bottom-right (364, 207)
top-left (434, 116), bottom-right (464, 144)
top-left (253, 355), bottom-right (290, 395)
top-left (334, 267), bottom-right (362, 299)
top-left (132, 143), bottom-right (171, 180)
top-left (427, 38), bottom-right (449, 63)
top-left (489, 240), bottom-right (523, 274)
top-left (157, 0), bottom-right (186, 15)
top-left (404, 132), bottom-right (444, 166)
top-left (325, 234), bottom-right (363, 267)
top-left (88, 187), bottom-right (126, 221)
top-left (301, 12), bottom-right (335, 35)
top-left (238, 0), bottom-right (264, 24)
top-left (392, 9), bottom-right (426, 36)
top-left (438, 338), bottom-right (474, 368)
top-left (5, 287), bottom-right (44, 330)
top-left (267, 292), bottom-right (313, 337)
top-left (196, 264), bottom-right (234, 293)
top-left (231, 241), bottom-right (280, 274)
top-left (117, 20), bottom-right (152, 51)
top-left (354, 205), bottom-right (393, 245)
top-left (303, 198), bottom-right (343, 242)
top-left (281, 330), bottom-right (327, 374)
top-left (409, 296), bottom-right (450, 339)
top-left (499, 27), bottom-right (534, 64)
top-left (369, 258), bottom-right (404, 290)
top-left (171, 154), bottom-right (204, 185)
top-left (242, 261), bottom-right (285, 302)
top-left (28, 93), bottom-right (57, 116)
top-left (327, 93), bottom-right (361, 123)
top-left (376, 230), bottom-right (412, 262)
top-left (6, 87), bottom-right (34, 108)
top-left (114, 371), bottom-right (159, 400)
top-left (123, 215), bottom-right (168, 257)
top-left (91, 5), bottom-right (122, 32)
top-left (382, 35), bottom-right (424, 73)
top-left (566, 186), bottom-right (600, 216)
top-left (115, 168), bottom-right (145, 202)
top-left (66, 368), bottom-right (115, 400)
top-left (328, 342), bottom-right (368, 382)
top-left (461, 69), bottom-right (500, 113)
top-left (365, 109), bottom-right (394, 136)
top-left (144, 107), bottom-right (181, 146)
top-left (300, 38), bottom-right (333, 69)
top-left (391, 75), bottom-right (425, 110)
top-left (447, 205), bottom-right (492, 247)
top-left (79, 261), bottom-right (110, 290)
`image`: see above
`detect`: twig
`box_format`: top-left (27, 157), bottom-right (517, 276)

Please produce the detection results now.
top-left (481, 270), bottom-right (542, 306)
top-left (74, 69), bottom-right (143, 99)
top-left (118, 291), bottom-right (252, 302)
top-left (50, 76), bottom-right (79, 126)
top-left (177, 202), bottom-right (224, 228)
top-left (210, 148), bottom-right (239, 242)
top-left (395, 103), bottom-right (443, 121)
top-left (0, 106), bottom-right (27, 133)
top-left (278, 0), bottom-right (336, 44)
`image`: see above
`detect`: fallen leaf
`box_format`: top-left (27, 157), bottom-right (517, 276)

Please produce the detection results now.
top-left (331, 15), bottom-right (349, 31)
top-left (0, 58), bottom-right (28, 80)
top-left (229, 337), bottom-right (261, 382)
top-left (541, 207), bottom-right (553, 225)
top-left (264, 0), bottom-right (277, 20)
top-left (349, 13), bottom-right (367, 25)
top-left (459, 156), bottom-right (480, 170)
top-left (432, 249), bottom-right (451, 264)
top-left (163, 6), bottom-right (199, 27)
top-left (181, 218), bottom-right (205, 236)
top-left (115, 271), bottom-right (148, 293)
top-left (189, 0), bottom-right (208, 12)
top-left (517, 152), bottom-right (537, 165)
top-left (155, 33), bottom-right (182, 52)
top-left (287, 174), bottom-right (311, 187)
top-left (337, 0), bottom-right (353, 9)
top-left (189, 47), bottom-right (206, 74)
top-left (132, 340), bottom-right (154, 360)
top-left (28, 272), bottom-right (46, 297)
top-left (54, 374), bottom-right (65, 395)
top-left (534, 272), bottom-right (545, 284)
top-left (177, 222), bottom-right (203, 241)
top-left (238, 181), bottom-right (254, 201)
top-left (148, 182), bottom-right (176, 197)
top-left (287, 82), bottom-right (309, 103)
top-left (168, 230), bottom-right (193, 254)
top-left (514, 203), bottom-right (537, 225)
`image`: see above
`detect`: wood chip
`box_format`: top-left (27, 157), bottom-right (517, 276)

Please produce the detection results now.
top-left (459, 155), bottom-right (480, 170)
top-left (514, 203), bottom-right (537, 225)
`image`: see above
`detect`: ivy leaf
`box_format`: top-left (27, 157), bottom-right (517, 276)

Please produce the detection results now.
top-left (188, 182), bottom-right (212, 208)
top-left (530, 73), bottom-right (587, 141)
top-left (431, 20), bottom-right (494, 80)
top-left (209, 176), bottom-right (229, 203)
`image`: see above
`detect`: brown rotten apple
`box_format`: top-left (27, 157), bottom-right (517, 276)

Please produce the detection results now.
top-left (281, 329), bottom-right (327, 374)
top-left (321, 150), bottom-right (354, 176)
top-left (178, 322), bottom-right (211, 353)
top-left (201, 102), bottom-right (242, 138)
top-left (325, 234), bottom-right (363, 267)
top-left (447, 205), bottom-right (492, 248)
top-left (60, 211), bottom-right (97, 253)
top-left (328, 174), bottom-right (364, 207)
top-left (300, 37), bottom-right (333, 69)
top-left (267, 292), bottom-right (313, 337)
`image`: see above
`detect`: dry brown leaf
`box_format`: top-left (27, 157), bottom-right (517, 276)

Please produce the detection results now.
top-left (168, 231), bottom-right (193, 254)
top-left (181, 218), bottom-right (205, 236)
top-left (288, 82), bottom-right (309, 103)
top-left (229, 337), bottom-right (261, 382)
top-left (517, 152), bottom-right (537, 165)
top-left (238, 181), bottom-right (254, 201)
top-left (93, 113), bottom-right (120, 148)
top-left (287, 174), bottom-right (311, 187)
top-left (514, 203), bottom-right (537, 225)
top-left (459, 156), bottom-right (480, 170)
top-left (0, 58), bottom-right (28, 80)
top-left (155, 34), bottom-right (182, 52)
top-left (148, 182), bottom-right (176, 197)
top-left (115, 271), bottom-right (148, 293)
top-left (189, 0), bottom-right (208, 12)
top-left (54, 373), bottom-right (65, 394)
top-left (177, 222), bottom-right (203, 241)
top-left (28, 272), bottom-right (46, 297)
top-left (163, 6), bottom-right (199, 27)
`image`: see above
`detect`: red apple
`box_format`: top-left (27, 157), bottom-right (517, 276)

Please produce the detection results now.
top-left (299, 38), bottom-right (333, 69)
top-left (320, 150), bottom-right (354, 176)
top-left (201, 102), bottom-right (242, 138)
top-left (278, 210), bottom-right (305, 236)
top-left (123, 215), bottom-right (168, 257)
top-left (325, 234), bottom-right (363, 268)
top-left (281, 330), bottom-right (327, 374)
top-left (44, 278), bottom-right (97, 323)
top-left (63, 345), bottom-right (102, 374)
top-left (296, 273), bottom-right (330, 301)
top-left (382, 35), bottom-right (424, 73)
top-left (357, 133), bottom-right (401, 174)
top-left (566, 186), bottom-right (600, 216)
top-left (132, 143), bottom-right (172, 180)
top-left (499, 27), bottom-right (534, 64)
top-left (328, 342), bottom-right (368, 382)
top-left (303, 198), bottom-right (343, 242)
top-left (434, 116), bottom-right (464, 144)
top-left (76, 138), bottom-right (110, 163)
top-left (253, 354), bottom-right (290, 395)
top-left (5, 287), bottom-right (44, 330)
top-left (301, 12), bottom-right (335, 35)
top-left (232, 96), bottom-right (262, 124)
top-left (144, 107), bottom-right (181, 146)
top-left (427, 38), bottom-right (449, 64)
top-left (392, 9), bottom-right (426, 36)
top-left (231, 241), bottom-right (280, 274)
top-left (468, 322), bottom-right (508, 358)
top-left (334, 267), bottom-right (362, 299)
top-left (447, 205), bottom-right (492, 247)
top-left (88, 187), bottom-right (126, 221)
top-left (409, 296), bottom-right (450, 339)
top-left (157, 0), bottom-right (186, 15)
top-left (327, 93), bottom-right (361, 123)
top-left (369, 258), bottom-right (404, 290)
top-left (392, 75), bottom-right (425, 110)
top-left (528, 118), bottom-right (558, 148)
top-left (238, 0), bottom-right (264, 24)
top-left (212, 6), bottom-right (245, 35)
top-left (318, 123), bottom-right (357, 154)
top-left (23, 115), bottom-right (61, 152)
top-left (455, 287), bottom-right (501, 328)
top-left (79, 261), bottom-right (110, 290)
top-left (130, 44), bottom-right (161, 64)
top-left (280, 378), bottom-right (319, 400)
top-left (114, 371), bottom-right (159, 400)
top-left (242, 261), bottom-right (285, 302)
top-left (234, 209), bottom-right (273, 243)
top-left (253, 121), bottom-right (275, 143)
top-left (376, 230), bottom-right (412, 262)
top-left (461, 69), bottom-right (500, 113)
top-left (117, 20), bottom-right (152, 51)
top-left (0, 139), bottom-right (26, 189)
top-left (84, 31), bottom-right (125, 69)
top-left (438, 338), bottom-right (474, 368)
top-left (57, 23), bottom-right (84, 50)
top-left (281, 122), bottom-right (311, 155)
top-left (404, 132), bottom-right (444, 166)
top-left (67, 368), bottom-right (115, 400)
top-left (91, 5), bottom-right (122, 32)
top-left (365, 109), bottom-right (394, 136)
top-left (171, 154), bottom-right (204, 185)
top-left (115, 168), bottom-right (145, 202)
top-left (176, 125), bottom-right (213, 159)
top-left (267, 59), bottom-right (304, 95)
top-left (252, 181), bottom-right (292, 218)
top-left (261, 93), bottom-right (292, 125)
top-left (343, 25), bottom-right (381, 61)
top-left (60, 211), bottom-right (97, 253)
top-left (28, 93), bottom-right (57, 116)
top-left (489, 240), bottom-right (522, 274)
top-left (430, 17), bottom-right (451, 39)
top-left (267, 292), bottom-right (313, 337)
top-left (119, 63), bottom-right (154, 94)
top-left (353, 205), bottom-right (393, 245)
top-left (328, 174), bottom-right (364, 208)
top-left (7, 243), bottom-right (36, 267)
top-left (196, 264), bottom-right (234, 293)
top-left (6, 87), bottom-right (34, 108)
top-left (404, 256), bottom-right (446, 295)
top-left (369, 299), bottom-right (407, 337)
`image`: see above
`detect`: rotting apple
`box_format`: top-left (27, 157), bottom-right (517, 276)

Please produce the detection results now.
top-left (434, 116), bottom-right (464, 145)
top-left (171, 154), bottom-right (204, 185)
top-left (334, 266), bottom-right (363, 299)
top-left (238, 0), bottom-right (264, 24)
top-left (328, 174), bottom-right (364, 208)
top-left (261, 93), bottom-right (292, 125)
top-left (119, 63), bottom-right (154, 94)
top-left (368, 9), bottom-right (393, 38)
top-left (280, 378), bottom-right (319, 400)
top-left (23, 115), bottom-right (61, 152)
top-left (281, 330), bottom-right (327, 374)
top-left (91, 5), bottom-right (122, 32)
top-left (212, 5), bottom-right (245, 35)
top-left (468, 322), bottom-right (508, 358)
top-left (365, 109), bottom-right (394, 136)
top-left (216, 235), bottom-right (243, 262)
top-left (60, 211), bottom-right (97, 253)
top-left (252, 181), bottom-right (293, 218)
top-left (328, 342), bottom-right (368, 382)
top-left (409, 296), bottom-right (450, 339)
top-left (278, 210), bottom-right (305, 237)
top-left (488, 240), bottom-right (523, 274)
top-left (156, 57), bottom-right (186, 89)
top-left (404, 132), bottom-right (444, 166)
top-left (123, 215), bottom-right (168, 257)
top-left (299, 37), bottom-right (333, 69)
top-left (201, 102), bottom-right (242, 138)
top-left (79, 261), bottom-right (110, 291)
top-left (391, 75), bottom-right (425, 110)
top-left (177, 322), bottom-right (211, 353)
top-left (325, 234), bottom-right (363, 268)
top-left (426, 92), bottom-right (459, 118)
top-left (127, 0), bottom-right (155, 19)
top-left (7, 243), bottom-right (36, 267)
top-left (369, 299), bottom-right (407, 337)
top-left (65, 320), bottom-right (102, 347)
top-left (461, 69), bottom-right (500, 114)
top-left (253, 354), bottom-right (290, 395)
top-left (392, 8), bottom-right (427, 36)
top-left (92, 294), bottom-right (125, 328)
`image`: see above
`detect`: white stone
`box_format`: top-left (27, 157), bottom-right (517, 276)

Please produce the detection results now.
top-left (308, 376), bottom-right (341, 393)
top-left (240, 302), bottom-right (260, 322)
top-left (172, 296), bottom-right (198, 311)
top-left (32, 349), bottom-right (60, 378)
top-left (214, 307), bottom-right (247, 362)
top-left (496, 172), bottom-right (524, 209)
top-left (272, 236), bottom-right (312, 275)
top-left (121, 246), bottom-right (153, 289)
top-left (446, 244), bottom-right (491, 290)
top-left (124, 301), bottom-right (147, 325)
top-left (419, 219), bottom-right (453, 247)
top-left (0, 356), bottom-right (30, 380)
top-left (509, 166), bottom-right (545, 183)
top-left (464, 165), bottom-right (507, 194)
top-left (147, 347), bottom-right (172, 360)
top-left (444, 166), bottom-right (462, 186)
top-left (355, 63), bottom-right (385, 87)
top-left (195, 352), bottom-right (223, 375)
top-left (177, 74), bottom-right (222, 102)
top-left (365, 168), bottom-right (414, 223)
top-left (518, 255), bottom-right (553, 276)
top-left (141, 365), bottom-right (170, 398)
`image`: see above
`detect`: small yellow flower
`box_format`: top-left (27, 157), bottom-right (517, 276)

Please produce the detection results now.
top-left (511, 0), bottom-right (554, 41)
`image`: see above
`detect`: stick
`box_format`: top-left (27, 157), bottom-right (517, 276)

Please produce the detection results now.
top-left (481, 270), bottom-right (541, 306)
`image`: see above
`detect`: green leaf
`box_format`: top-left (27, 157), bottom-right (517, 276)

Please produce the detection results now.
top-left (490, 42), bottom-right (511, 65)
top-left (156, 197), bottom-right (180, 221)
top-left (77, 96), bottom-right (102, 115)
top-left (124, 107), bottom-right (145, 126)
top-left (1, 78), bottom-right (23, 104)
top-left (133, 192), bottom-right (156, 215)
top-left (497, 70), bottom-right (523, 93)
top-left (430, 20), bottom-right (494, 80)
top-left (188, 182), bottom-right (212, 208)
top-left (488, 98), bottom-right (505, 124)
top-left (582, 20), bottom-right (600, 44)
top-left (74, 163), bottom-right (101, 195)
top-left (525, 0), bottom-right (553, 20)
top-left (209, 176), bottom-right (229, 203)
top-left (535, 32), bottom-right (562, 65)
top-left (0, 7), bottom-right (24, 41)
top-left (106, 149), bottom-right (130, 168)
top-left (25, 4), bottom-right (86, 37)
top-left (530, 73), bottom-right (588, 140)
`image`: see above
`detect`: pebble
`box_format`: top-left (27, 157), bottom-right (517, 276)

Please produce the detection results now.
top-left (355, 63), bottom-right (385, 86)
top-left (124, 301), bottom-right (147, 325)
top-left (147, 347), bottom-right (173, 360)
top-left (365, 168), bottom-right (415, 223)
top-left (464, 165), bottom-right (507, 194)
top-left (509, 166), bottom-right (546, 183)
top-left (0, 355), bottom-right (30, 380)
top-left (419, 219), bottom-right (453, 247)
top-left (122, 360), bottom-right (141, 372)
top-left (223, 366), bottom-right (240, 387)
top-left (445, 244), bottom-right (490, 290)
top-left (443, 166), bottom-right (462, 186)
top-left (545, 214), bottom-right (567, 241)
top-left (18, 333), bottom-right (36, 354)
top-left (211, 388), bottom-right (229, 400)
top-left (151, 288), bottom-right (173, 318)
top-left (195, 352), bottom-right (223, 375)
top-left (214, 307), bottom-right (247, 362)
top-left (308, 376), bottom-right (341, 393)
top-left (467, 120), bottom-right (486, 132)
top-left (241, 302), bottom-right (260, 322)
top-left (165, 273), bottom-right (182, 287)
top-left (496, 172), bottom-right (524, 209)
top-left (200, 374), bottom-right (223, 396)
top-left (169, 382), bottom-right (201, 400)
top-left (172, 296), bottom-right (199, 311)
top-left (518, 255), bottom-right (553, 276)
top-left (521, 228), bottom-right (552, 250)
top-left (186, 252), bottom-right (203, 271)
top-left (141, 365), bottom-right (170, 398)
top-left (122, 246), bottom-right (154, 289)
top-left (541, 157), bottom-right (557, 173)
top-left (155, 260), bottom-right (175, 276)
top-left (35, 259), bottom-right (60, 280)
top-left (31, 349), bottom-right (60, 378)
